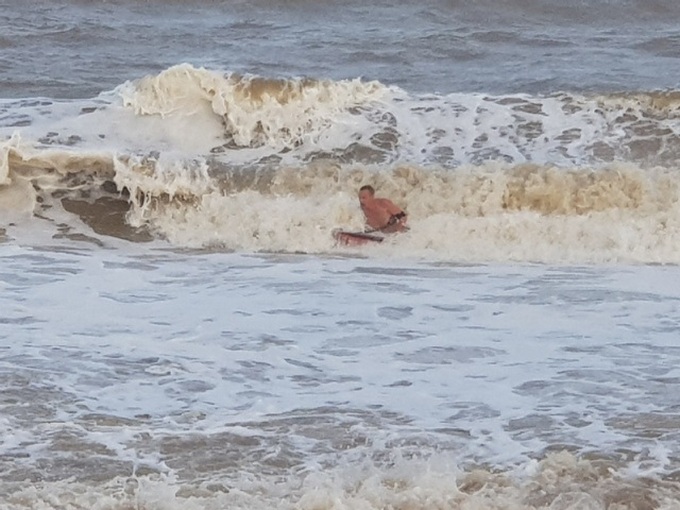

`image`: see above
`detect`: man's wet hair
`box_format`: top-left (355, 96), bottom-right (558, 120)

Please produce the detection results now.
top-left (359, 185), bottom-right (375, 194)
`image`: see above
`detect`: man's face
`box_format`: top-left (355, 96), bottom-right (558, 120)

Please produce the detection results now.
top-left (358, 189), bottom-right (373, 206)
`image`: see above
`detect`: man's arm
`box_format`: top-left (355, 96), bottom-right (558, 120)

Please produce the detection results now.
top-left (378, 198), bottom-right (408, 232)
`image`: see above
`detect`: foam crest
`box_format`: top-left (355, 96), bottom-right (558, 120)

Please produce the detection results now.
top-left (113, 154), bottom-right (214, 226)
top-left (117, 64), bottom-right (389, 151)
top-left (107, 71), bottom-right (680, 169)
top-left (4, 66), bottom-right (680, 175)
top-left (118, 160), bottom-right (680, 263)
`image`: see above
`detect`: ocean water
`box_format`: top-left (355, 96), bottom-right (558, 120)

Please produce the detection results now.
top-left (2, 0), bottom-right (680, 508)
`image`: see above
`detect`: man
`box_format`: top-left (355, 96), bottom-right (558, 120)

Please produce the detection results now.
top-left (358, 185), bottom-right (408, 234)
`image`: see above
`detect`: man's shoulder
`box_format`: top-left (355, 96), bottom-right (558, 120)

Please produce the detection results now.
top-left (375, 197), bottom-right (396, 206)
top-left (376, 197), bottom-right (404, 213)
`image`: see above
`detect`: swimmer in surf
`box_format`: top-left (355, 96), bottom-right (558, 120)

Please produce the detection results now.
top-left (358, 185), bottom-right (408, 234)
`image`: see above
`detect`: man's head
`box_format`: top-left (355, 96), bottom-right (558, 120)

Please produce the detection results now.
top-left (358, 185), bottom-right (375, 206)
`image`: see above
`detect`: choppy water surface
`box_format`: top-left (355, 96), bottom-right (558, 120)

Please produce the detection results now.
top-left (1, 0), bottom-right (679, 98)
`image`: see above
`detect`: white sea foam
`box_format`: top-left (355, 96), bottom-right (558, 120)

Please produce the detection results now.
top-left (4, 450), bottom-right (680, 510)
top-left (4, 65), bottom-right (680, 168)
top-left (1, 232), bottom-right (680, 507)
top-left (1, 237), bottom-right (679, 480)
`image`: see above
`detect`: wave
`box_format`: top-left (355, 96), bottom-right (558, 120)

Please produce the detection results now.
top-left (112, 65), bottom-right (680, 167)
top-left (4, 63), bottom-right (680, 167)
top-left (2, 64), bottom-right (680, 263)
top-left (117, 64), bottom-right (388, 152)
top-left (3, 145), bottom-right (679, 263)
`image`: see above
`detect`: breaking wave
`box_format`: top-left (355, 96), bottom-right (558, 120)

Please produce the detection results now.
top-left (2, 64), bottom-right (680, 263)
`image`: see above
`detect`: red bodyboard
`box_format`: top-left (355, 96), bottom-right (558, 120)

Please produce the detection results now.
top-left (333, 230), bottom-right (384, 246)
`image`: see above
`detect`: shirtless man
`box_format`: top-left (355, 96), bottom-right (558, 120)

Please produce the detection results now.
top-left (358, 185), bottom-right (408, 234)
